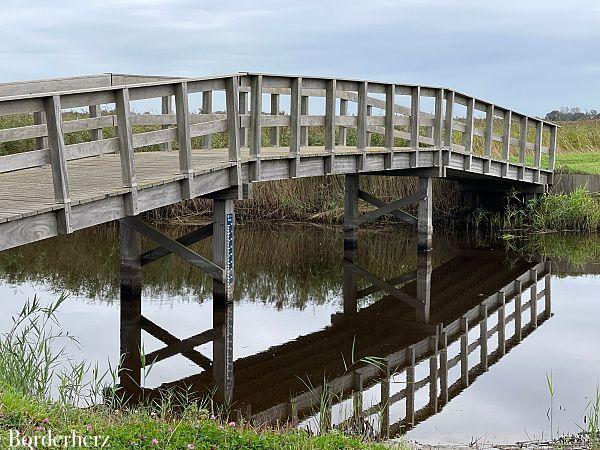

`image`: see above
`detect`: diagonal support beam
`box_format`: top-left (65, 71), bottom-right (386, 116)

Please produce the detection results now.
top-left (141, 223), bottom-right (213, 266)
top-left (144, 326), bottom-right (220, 365)
top-left (346, 190), bottom-right (425, 229)
top-left (140, 316), bottom-right (212, 371)
top-left (356, 270), bottom-right (418, 299)
top-left (123, 217), bottom-right (224, 282)
top-left (347, 262), bottom-right (422, 310)
top-left (358, 190), bottom-right (417, 226)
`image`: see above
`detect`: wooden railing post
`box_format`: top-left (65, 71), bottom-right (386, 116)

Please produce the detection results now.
top-left (384, 84), bottom-right (395, 170)
top-left (339, 98), bottom-right (348, 146)
top-left (434, 88), bottom-right (444, 175)
top-left (464, 97), bottom-right (475, 171)
top-left (44, 95), bottom-right (72, 234)
top-left (501, 110), bottom-right (512, 177)
top-left (300, 95), bottom-right (309, 147)
top-left (366, 104), bottom-right (372, 146)
top-left (290, 77), bottom-right (302, 177)
top-left (270, 93), bottom-right (280, 147)
top-left (444, 91), bottom-right (454, 148)
top-left (250, 74), bottom-right (262, 181)
top-left (484, 104), bottom-right (494, 174)
top-left (225, 76), bottom-right (242, 197)
top-left (410, 86), bottom-right (420, 167)
top-left (519, 116), bottom-right (528, 179)
top-left (324, 78), bottom-right (336, 174)
top-left (175, 82), bottom-right (193, 199)
top-left (534, 120), bottom-right (543, 182)
top-left (357, 81), bottom-right (368, 171)
top-left (115, 88), bottom-right (139, 216)
top-left (202, 91), bottom-right (213, 149)
top-left (239, 90), bottom-right (248, 148)
top-left (549, 125), bottom-right (557, 173)
top-left (33, 111), bottom-right (48, 150)
top-left (89, 105), bottom-right (104, 143)
top-left (160, 97), bottom-right (172, 151)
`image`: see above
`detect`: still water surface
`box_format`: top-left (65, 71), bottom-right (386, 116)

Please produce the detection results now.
top-left (0, 224), bottom-right (598, 445)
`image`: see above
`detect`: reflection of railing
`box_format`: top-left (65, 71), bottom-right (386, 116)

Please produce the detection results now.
top-left (349, 260), bottom-right (552, 437)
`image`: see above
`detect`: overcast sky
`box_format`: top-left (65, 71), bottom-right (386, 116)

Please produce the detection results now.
top-left (1, 0), bottom-right (598, 116)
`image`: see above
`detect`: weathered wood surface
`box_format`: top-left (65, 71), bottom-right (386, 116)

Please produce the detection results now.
top-left (0, 72), bottom-right (557, 251)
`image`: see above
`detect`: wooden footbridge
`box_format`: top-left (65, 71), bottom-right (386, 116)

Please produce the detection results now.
top-left (1, 72), bottom-right (557, 257)
top-left (117, 248), bottom-right (552, 437)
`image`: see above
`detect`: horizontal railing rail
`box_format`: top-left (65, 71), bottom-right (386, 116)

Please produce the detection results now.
top-left (0, 72), bottom-right (558, 232)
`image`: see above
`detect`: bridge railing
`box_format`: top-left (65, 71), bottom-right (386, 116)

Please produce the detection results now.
top-left (0, 73), bottom-right (558, 223)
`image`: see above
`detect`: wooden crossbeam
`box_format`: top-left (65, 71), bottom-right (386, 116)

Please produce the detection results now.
top-left (357, 190), bottom-right (417, 226)
top-left (347, 262), bottom-right (422, 310)
top-left (346, 190), bottom-right (425, 229)
top-left (124, 217), bottom-right (224, 281)
top-left (140, 316), bottom-right (212, 371)
top-left (141, 223), bottom-right (213, 266)
top-left (356, 270), bottom-right (417, 299)
top-left (145, 326), bottom-right (220, 365)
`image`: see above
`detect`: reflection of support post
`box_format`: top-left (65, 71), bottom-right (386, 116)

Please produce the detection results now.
top-left (119, 219), bottom-right (142, 395)
top-left (417, 177), bottom-right (433, 252)
top-left (343, 261), bottom-right (358, 315)
top-left (416, 250), bottom-right (432, 323)
top-left (212, 199), bottom-right (235, 403)
top-left (213, 296), bottom-right (234, 404)
top-left (344, 174), bottom-right (359, 259)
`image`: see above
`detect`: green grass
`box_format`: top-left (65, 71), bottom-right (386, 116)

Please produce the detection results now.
top-left (0, 386), bottom-right (398, 449)
top-left (0, 297), bottom-right (403, 449)
top-left (555, 152), bottom-right (600, 175)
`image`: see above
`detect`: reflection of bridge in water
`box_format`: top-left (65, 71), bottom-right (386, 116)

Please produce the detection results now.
top-left (117, 241), bottom-right (552, 438)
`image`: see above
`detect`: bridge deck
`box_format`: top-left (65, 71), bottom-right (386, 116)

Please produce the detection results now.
top-left (0, 72), bottom-right (558, 251)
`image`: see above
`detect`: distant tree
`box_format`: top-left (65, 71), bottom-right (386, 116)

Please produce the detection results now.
top-left (545, 107), bottom-right (600, 121)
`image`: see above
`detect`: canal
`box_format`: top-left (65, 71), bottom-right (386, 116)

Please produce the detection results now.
top-left (0, 224), bottom-right (598, 445)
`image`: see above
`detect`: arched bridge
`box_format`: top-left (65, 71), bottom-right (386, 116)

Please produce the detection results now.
top-left (0, 72), bottom-right (557, 255)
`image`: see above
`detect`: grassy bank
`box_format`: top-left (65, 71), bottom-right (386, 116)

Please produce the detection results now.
top-left (0, 386), bottom-right (396, 449)
top-left (0, 298), bottom-right (400, 449)
top-left (473, 189), bottom-right (600, 233)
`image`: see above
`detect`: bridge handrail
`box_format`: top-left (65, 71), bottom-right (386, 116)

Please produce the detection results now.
top-left (0, 73), bottom-right (558, 214)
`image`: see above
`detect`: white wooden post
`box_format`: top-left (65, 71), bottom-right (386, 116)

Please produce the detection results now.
top-left (115, 88), bottom-right (139, 216)
top-left (44, 95), bottom-right (72, 233)
top-left (175, 82), bottom-right (193, 199)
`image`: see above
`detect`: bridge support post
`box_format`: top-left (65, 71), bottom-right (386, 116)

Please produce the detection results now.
top-left (119, 219), bottom-right (142, 397)
top-left (212, 199), bottom-right (235, 403)
top-left (417, 177), bottom-right (433, 252)
top-left (344, 174), bottom-right (359, 257)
